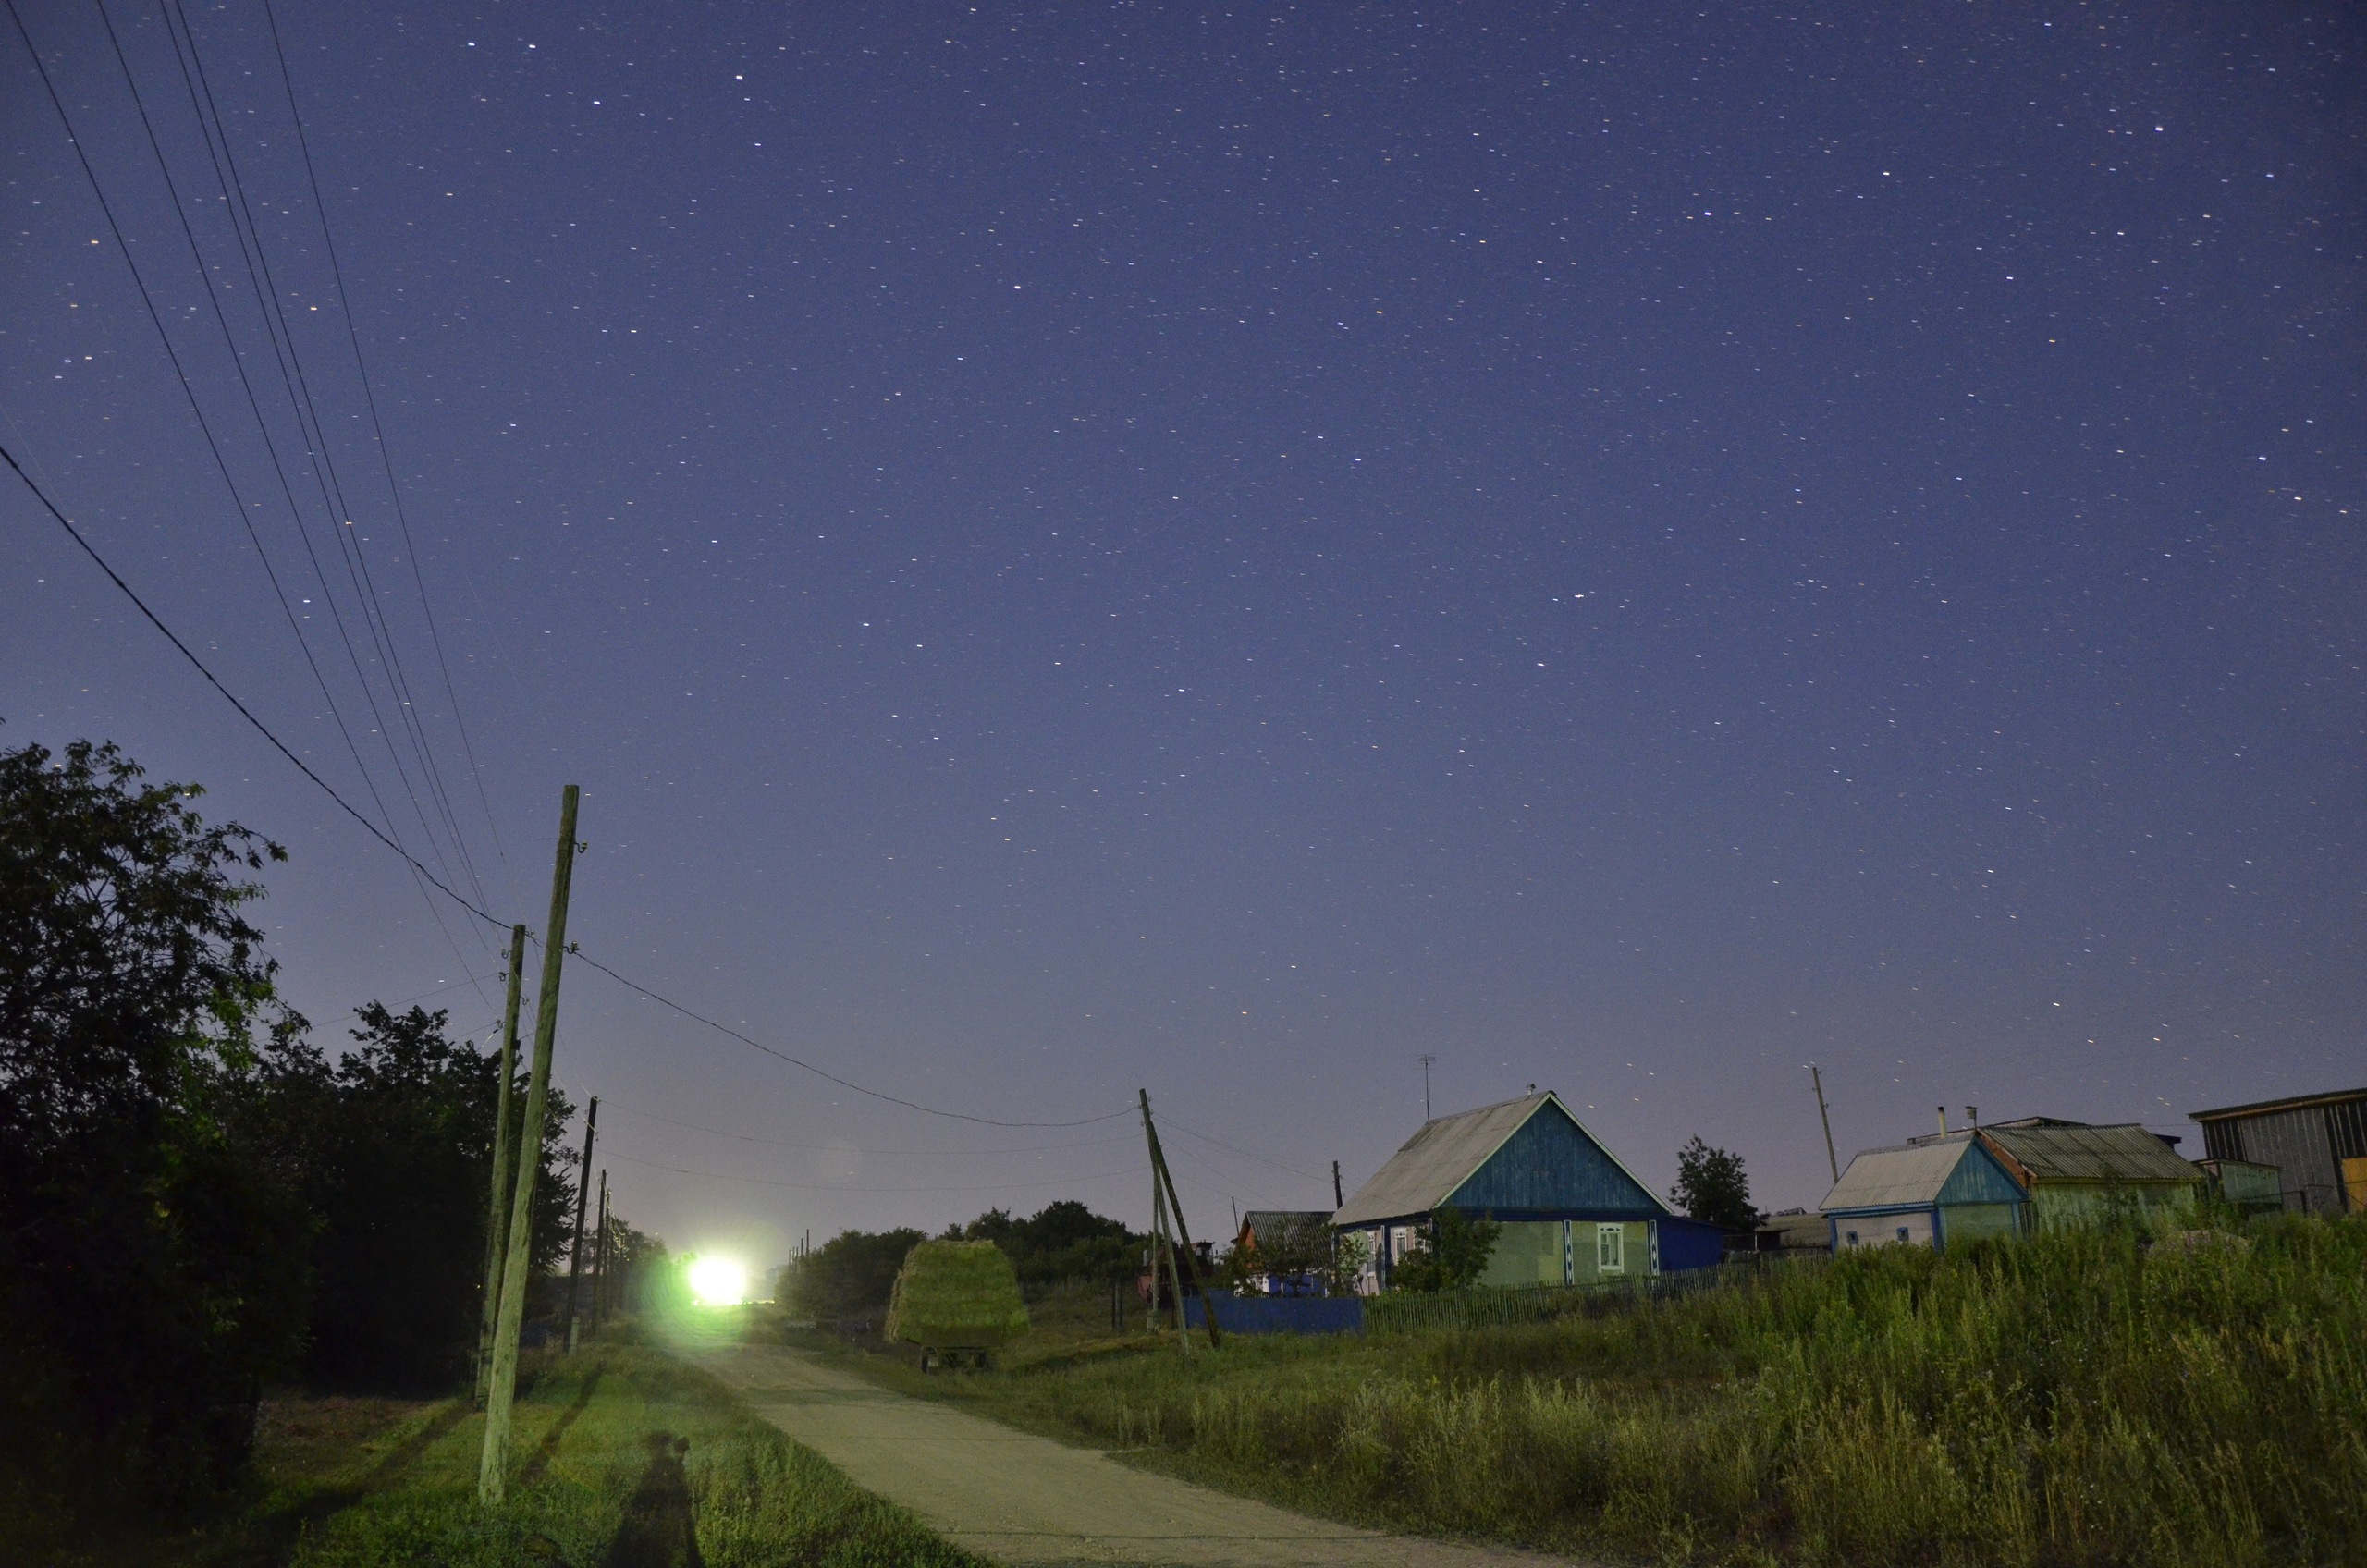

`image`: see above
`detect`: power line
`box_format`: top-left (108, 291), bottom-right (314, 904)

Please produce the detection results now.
top-left (602, 1100), bottom-right (1138, 1158)
top-left (563, 948), bottom-right (1132, 1129)
top-left (153, 0), bottom-right (489, 913)
top-left (258, 0), bottom-right (504, 864)
top-left (606, 1150), bottom-right (1149, 1196)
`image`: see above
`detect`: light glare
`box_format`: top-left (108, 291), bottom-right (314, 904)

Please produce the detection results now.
top-left (688, 1255), bottom-right (746, 1306)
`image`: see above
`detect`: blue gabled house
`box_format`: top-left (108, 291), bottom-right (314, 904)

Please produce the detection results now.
top-left (1820, 1131), bottom-right (2028, 1251)
top-left (1331, 1091), bottom-right (1727, 1291)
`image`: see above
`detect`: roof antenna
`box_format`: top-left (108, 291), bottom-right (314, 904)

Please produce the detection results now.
top-left (1418, 1055), bottom-right (1436, 1121)
top-left (1966, 1105), bottom-right (1979, 1130)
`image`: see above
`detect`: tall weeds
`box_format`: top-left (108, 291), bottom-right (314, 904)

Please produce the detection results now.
top-left (987, 1217), bottom-right (2367, 1564)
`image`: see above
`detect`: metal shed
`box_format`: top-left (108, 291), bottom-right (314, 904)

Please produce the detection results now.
top-left (1331, 1091), bottom-right (1725, 1292)
top-left (2189, 1087), bottom-right (2367, 1215)
top-left (1820, 1133), bottom-right (2026, 1252)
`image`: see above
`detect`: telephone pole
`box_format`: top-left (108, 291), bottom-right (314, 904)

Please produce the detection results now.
top-left (588, 1169), bottom-right (608, 1331)
top-left (1137, 1090), bottom-right (1220, 1348)
top-left (1810, 1064), bottom-right (1840, 1186)
top-left (562, 1096), bottom-right (599, 1351)
top-left (473, 924), bottom-right (527, 1406)
top-left (480, 785), bottom-right (582, 1507)
top-left (1331, 1159), bottom-right (1343, 1210)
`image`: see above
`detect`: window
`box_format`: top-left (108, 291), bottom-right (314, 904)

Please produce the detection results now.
top-left (1596, 1222), bottom-right (1625, 1273)
top-left (1896, 1226), bottom-right (1911, 1243)
top-left (1846, 1230), bottom-right (1859, 1246)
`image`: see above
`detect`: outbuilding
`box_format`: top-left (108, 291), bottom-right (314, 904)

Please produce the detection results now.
top-left (2189, 1087), bottom-right (2367, 1216)
top-left (1821, 1132), bottom-right (2027, 1252)
top-left (1975, 1120), bottom-right (2201, 1228)
top-left (1331, 1091), bottom-right (1725, 1292)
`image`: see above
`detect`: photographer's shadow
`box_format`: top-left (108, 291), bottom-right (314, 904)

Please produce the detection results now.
top-left (600, 1432), bottom-right (703, 1568)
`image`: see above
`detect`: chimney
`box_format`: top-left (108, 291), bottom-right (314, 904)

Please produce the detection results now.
top-left (1937, 1105), bottom-right (1950, 1134)
top-left (1966, 1105), bottom-right (1978, 1130)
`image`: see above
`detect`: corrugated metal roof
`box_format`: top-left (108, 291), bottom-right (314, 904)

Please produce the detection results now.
top-left (1979, 1123), bottom-right (2198, 1185)
top-left (1332, 1094), bottom-right (1551, 1226)
top-left (2189, 1085), bottom-right (2367, 1122)
top-left (1821, 1136), bottom-right (1977, 1212)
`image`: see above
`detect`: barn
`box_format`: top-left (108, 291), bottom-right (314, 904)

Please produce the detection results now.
top-left (2189, 1087), bottom-right (2367, 1216)
top-left (1331, 1091), bottom-right (1726, 1292)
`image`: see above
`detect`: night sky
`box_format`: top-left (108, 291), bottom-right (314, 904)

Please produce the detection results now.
top-left (5, 3), bottom-right (2361, 1268)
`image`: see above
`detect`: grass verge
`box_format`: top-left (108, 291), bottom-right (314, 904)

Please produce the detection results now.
top-left (804, 1218), bottom-right (2367, 1567)
top-left (74, 1342), bottom-right (985, 1568)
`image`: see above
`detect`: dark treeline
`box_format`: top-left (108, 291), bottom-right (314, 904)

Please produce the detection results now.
top-left (0, 741), bottom-right (613, 1548)
top-left (789, 1200), bottom-right (1135, 1321)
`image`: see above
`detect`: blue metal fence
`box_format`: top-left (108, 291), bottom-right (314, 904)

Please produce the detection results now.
top-left (1184, 1294), bottom-right (1364, 1335)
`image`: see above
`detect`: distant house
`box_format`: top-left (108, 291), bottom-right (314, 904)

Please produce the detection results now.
top-left (1750, 1208), bottom-right (1834, 1254)
top-left (1331, 1091), bottom-right (1726, 1292)
top-left (2190, 1087), bottom-right (2367, 1216)
top-left (1973, 1120), bottom-right (2200, 1228)
top-left (1820, 1133), bottom-right (2027, 1252)
top-left (1231, 1210), bottom-right (1333, 1295)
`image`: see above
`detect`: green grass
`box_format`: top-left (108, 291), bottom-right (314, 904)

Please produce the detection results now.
top-left (76, 1342), bottom-right (985, 1568)
top-left (818, 1218), bottom-right (2367, 1567)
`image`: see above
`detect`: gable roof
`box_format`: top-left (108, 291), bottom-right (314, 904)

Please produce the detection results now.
top-left (1977, 1122), bottom-right (2197, 1185)
top-left (1236, 1210), bottom-right (1330, 1243)
top-left (1331, 1092), bottom-right (1668, 1227)
top-left (1821, 1133), bottom-right (2024, 1213)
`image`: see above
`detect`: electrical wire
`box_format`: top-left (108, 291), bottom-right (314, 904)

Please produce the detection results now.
top-left (606, 1150), bottom-right (1150, 1196)
top-left (258, 0), bottom-right (504, 862)
top-left (602, 1100), bottom-right (1139, 1158)
top-left (2, 437), bottom-right (506, 928)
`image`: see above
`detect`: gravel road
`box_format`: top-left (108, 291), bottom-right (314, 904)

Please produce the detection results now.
top-left (698, 1343), bottom-right (1575, 1568)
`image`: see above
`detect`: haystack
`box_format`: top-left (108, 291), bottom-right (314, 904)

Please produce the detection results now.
top-left (883, 1240), bottom-right (1030, 1350)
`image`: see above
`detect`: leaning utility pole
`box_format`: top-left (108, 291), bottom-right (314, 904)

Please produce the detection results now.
top-left (1137, 1090), bottom-right (1220, 1348)
top-left (479, 785), bottom-right (582, 1507)
top-left (1810, 1064), bottom-right (1840, 1186)
top-left (588, 1170), bottom-right (608, 1330)
top-left (562, 1096), bottom-right (599, 1351)
top-left (473, 924), bottom-right (528, 1406)
top-left (1331, 1159), bottom-right (1343, 1210)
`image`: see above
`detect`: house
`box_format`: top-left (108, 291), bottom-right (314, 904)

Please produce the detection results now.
top-left (2189, 1087), bottom-right (2367, 1216)
top-left (1973, 1120), bottom-right (2201, 1228)
top-left (1231, 1210), bottom-right (1334, 1295)
top-left (1749, 1208), bottom-right (1834, 1254)
top-left (1820, 1132), bottom-right (2027, 1252)
top-left (1330, 1091), bottom-right (1726, 1292)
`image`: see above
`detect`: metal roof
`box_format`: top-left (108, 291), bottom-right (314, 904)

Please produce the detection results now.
top-left (1978, 1122), bottom-right (2198, 1185)
top-left (1236, 1209), bottom-right (1329, 1240)
top-left (1331, 1092), bottom-right (1661, 1227)
top-left (1821, 1136), bottom-right (1981, 1212)
top-left (2189, 1086), bottom-right (2367, 1122)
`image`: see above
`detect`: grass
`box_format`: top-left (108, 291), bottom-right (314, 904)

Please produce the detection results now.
top-left (803, 1218), bottom-right (2367, 1567)
top-left (65, 1341), bottom-right (985, 1568)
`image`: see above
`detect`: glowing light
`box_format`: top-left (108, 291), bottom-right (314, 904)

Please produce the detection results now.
top-left (688, 1255), bottom-right (747, 1306)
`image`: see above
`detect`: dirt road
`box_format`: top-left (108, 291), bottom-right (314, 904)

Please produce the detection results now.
top-left (698, 1343), bottom-right (1572, 1568)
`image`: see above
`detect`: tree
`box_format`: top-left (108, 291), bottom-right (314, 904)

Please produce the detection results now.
top-left (1672, 1136), bottom-right (1760, 1230)
top-left (789, 1228), bottom-right (927, 1321)
top-left (0, 740), bottom-right (312, 1528)
top-left (968, 1199), bottom-right (1135, 1285)
top-left (293, 1004), bottom-right (575, 1390)
top-left (1388, 1207), bottom-right (1501, 1292)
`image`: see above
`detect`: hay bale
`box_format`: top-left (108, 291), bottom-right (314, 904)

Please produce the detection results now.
top-left (884, 1240), bottom-right (1030, 1350)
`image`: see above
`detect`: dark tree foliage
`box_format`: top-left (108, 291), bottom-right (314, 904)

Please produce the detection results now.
top-left (280, 1004), bottom-right (576, 1390)
top-left (1673, 1135), bottom-right (1760, 1230)
top-left (790, 1227), bottom-right (928, 1320)
top-left (962, 1198), bottom-right (1136, 1284)
top-left (0, 741), bottom-right (311, 1522)
top-left (1388, 1206), bottom-right (1502, 1292)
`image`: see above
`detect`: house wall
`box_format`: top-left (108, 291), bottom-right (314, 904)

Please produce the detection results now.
top-left (2029, 1182), bottom-right (2196, 1230)
top-left (1833, 1208), bottom-right (1935, 1250)
top-left (1482, 1219), bottom-right (1569, 1287)
top-left (1938, 1202), bottom-right (2022, 1245)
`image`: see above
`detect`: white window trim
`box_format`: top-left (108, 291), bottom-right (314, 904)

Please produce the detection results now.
top-left (1596, 1221), bottom-right (1625, 1274)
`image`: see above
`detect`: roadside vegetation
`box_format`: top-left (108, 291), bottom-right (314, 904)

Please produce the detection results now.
top-left (816, 1218), bottom-right (2367, 1567)
top-left (62, 1343), bottom-right (982, 1568)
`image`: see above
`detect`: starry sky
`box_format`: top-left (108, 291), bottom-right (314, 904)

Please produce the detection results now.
top-left (4, 2), bottom-right (2361, 1266)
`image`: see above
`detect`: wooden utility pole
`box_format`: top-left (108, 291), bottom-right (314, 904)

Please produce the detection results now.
top-left (1150, 1163), bottom-right (1187, 1355)
top-left (1810, 1064), bottom-right (1839, 1186)
top-left (1331, 1159), bottom-right (1343, 1210)
top-left (479, 785), bottom-right (581, 1507)
top-left (473, 924), bottom-right (528, 1406)
top-left (1137, 1090), bottom-right (1221, 1348)
top-left (562, 1096), bottom-right (599, 1351)
top-left (588, 1170), bottom-right (608, 1331)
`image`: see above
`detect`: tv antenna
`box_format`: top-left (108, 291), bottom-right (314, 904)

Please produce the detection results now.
top-left (1418, 1054), bottom-right (1437, 1121)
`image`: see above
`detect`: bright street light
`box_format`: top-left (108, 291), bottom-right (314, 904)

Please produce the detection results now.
top-left (688, 1255), bottom-right (746, 1306)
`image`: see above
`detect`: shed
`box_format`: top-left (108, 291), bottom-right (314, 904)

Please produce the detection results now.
top-left (1331, 1091), bottom-right (1724, 1292)
top-left (1232, 1210), bottom-right (1334, 1295)
top-left (2196, 1158), bottom-right (2285, 1217)
top-left (1820, 1133), bottom-right (2026, 1252)
top-left (1974, 1121), bottom-right (2201, 1228)
top-left (2189, 1087), bottom-right (2367, 1216)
